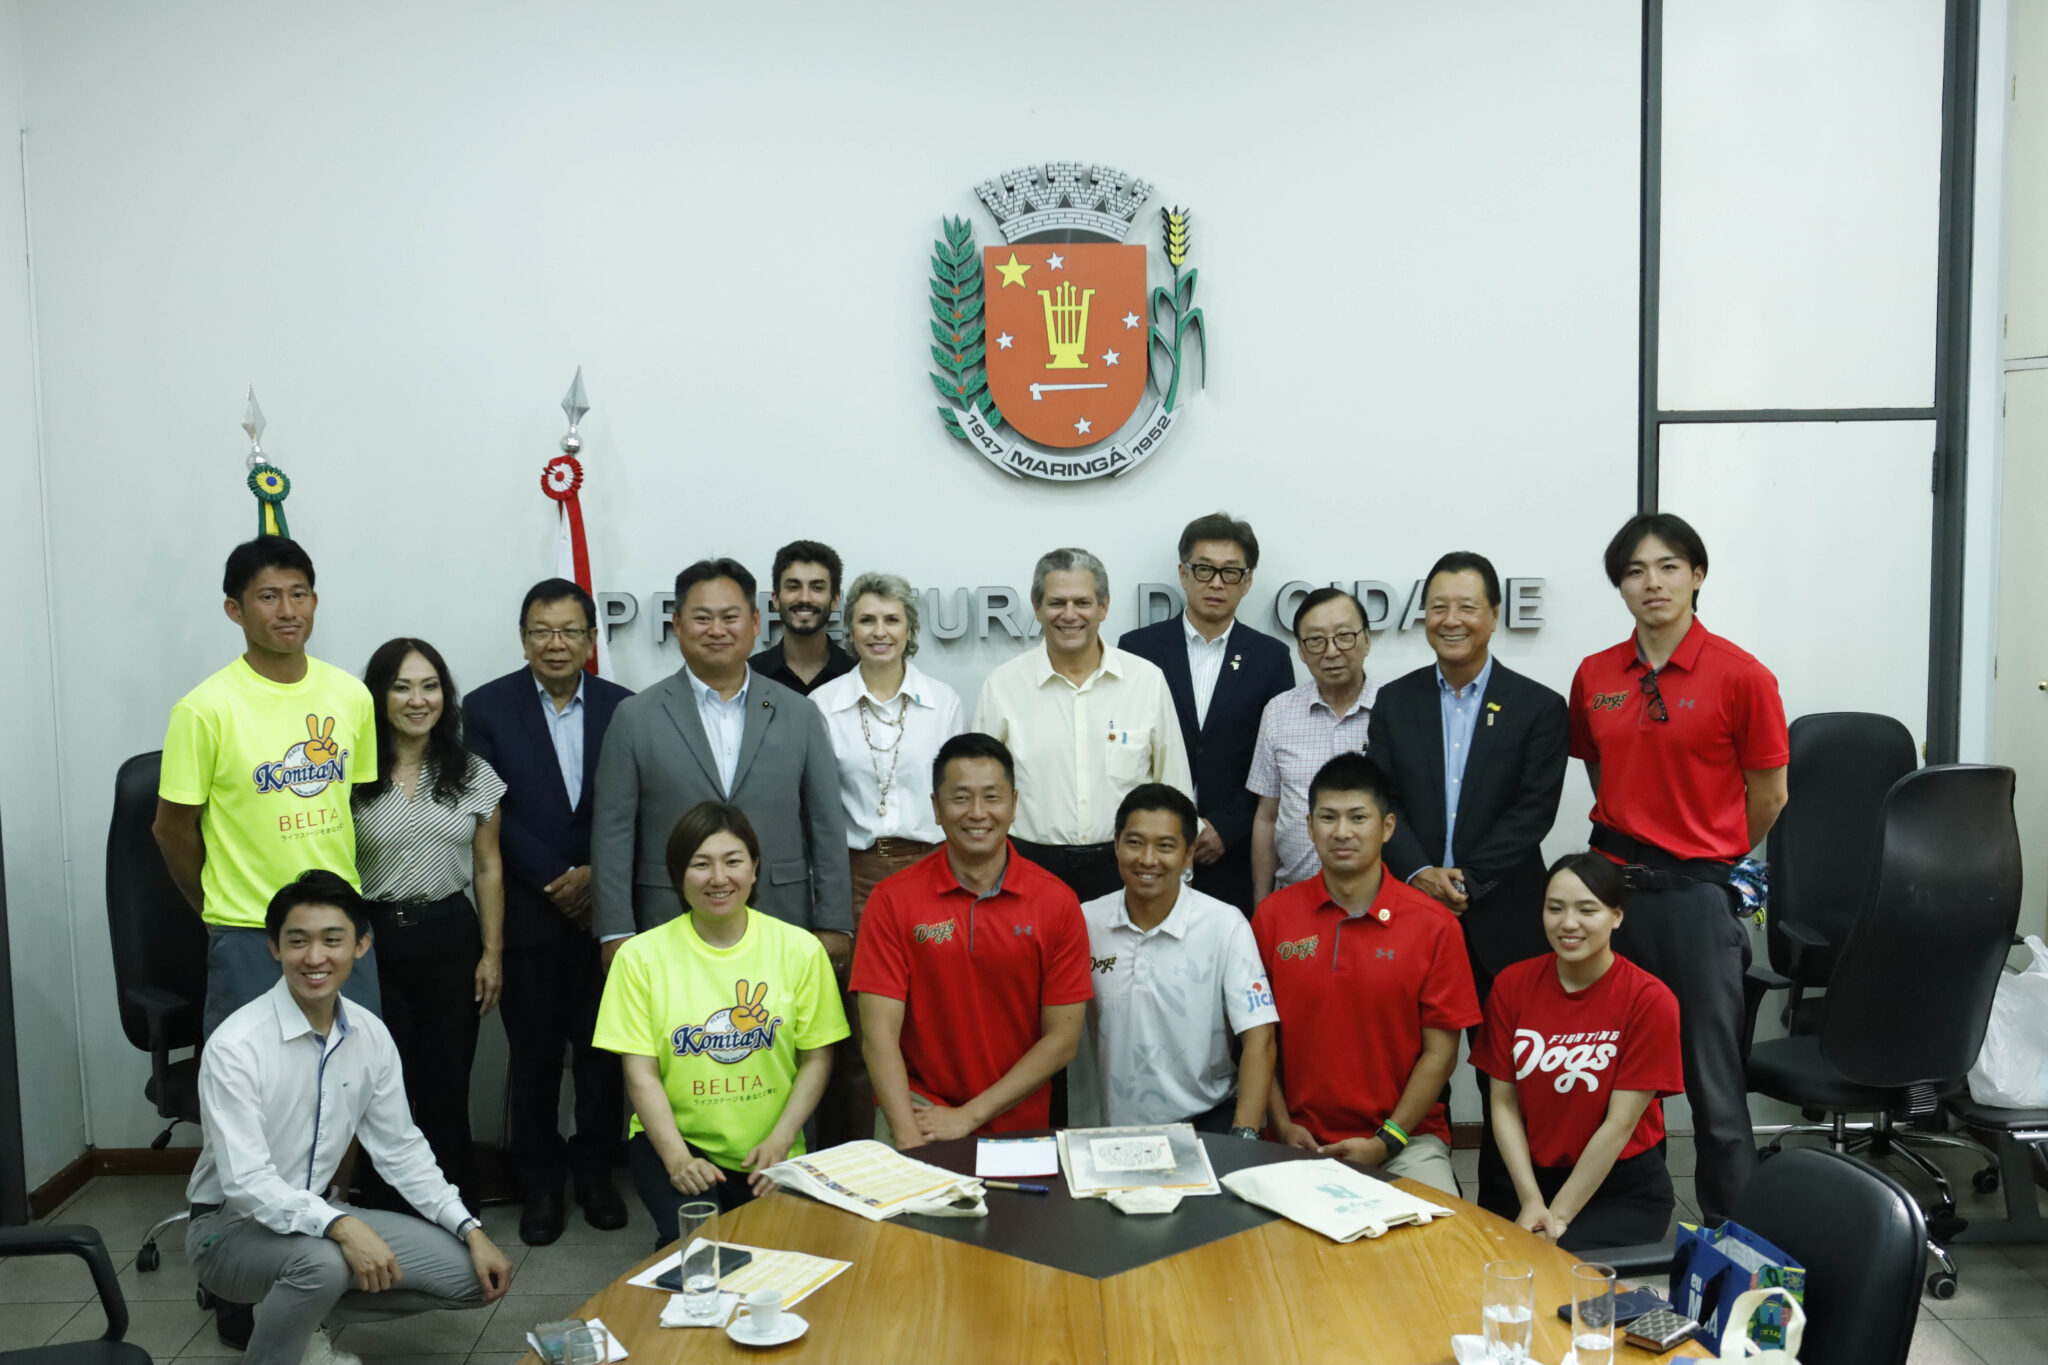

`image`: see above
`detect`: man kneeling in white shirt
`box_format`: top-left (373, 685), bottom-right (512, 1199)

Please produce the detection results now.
top-left (186, 870), bottom-right (513, 1365)
top-left (1071, 785), bottom-right (1279, 1135)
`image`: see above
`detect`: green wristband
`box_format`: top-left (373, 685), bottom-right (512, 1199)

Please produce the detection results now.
top-left (1378, 1120), bottom-right (1410, 1151)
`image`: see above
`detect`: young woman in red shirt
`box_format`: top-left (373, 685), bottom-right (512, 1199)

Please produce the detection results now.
top-left (1471, 852), bottom-right (1684, 1251)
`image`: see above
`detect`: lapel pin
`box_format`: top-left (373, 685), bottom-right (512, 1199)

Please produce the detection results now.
top-left (1230, 654), bottom-right (1241, 670)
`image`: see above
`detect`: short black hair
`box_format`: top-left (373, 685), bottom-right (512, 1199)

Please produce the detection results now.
top-left (932, 731), bottom-right (1015, 791)
top-left (1423, 551), bottom-right (1501, 609)
top-left (666, 801), bottom-right (763, 891)
top-left (1546, 850), bottom-right (1628, 910)
top-left (771, 540), bottom-right (844, 600)
top-left (224, 536), bottom-right (315, 600)
top-left (520, 577), bottom-right (596, 631)
top-left (1307, 751), bottom-right (1397, 817)
top-left (264, 869), bottom-right (370, 942)
top-left (1177, 512), bottom-right (1259, 571)
top-left (1291, 586), bottom-right (1368, 637)
top-left (675, 557), bottom-right (758, 606)
top-left (1115, 783), bottom-right (1198, 842)
top-left (1603, 513), bottom-right (1708, 606)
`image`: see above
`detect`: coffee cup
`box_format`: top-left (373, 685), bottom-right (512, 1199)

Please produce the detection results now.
top-left (736, 1288), bottom-right (784, 1337)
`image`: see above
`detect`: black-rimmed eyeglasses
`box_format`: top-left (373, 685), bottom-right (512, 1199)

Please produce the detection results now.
top-left (1184, 563), bottom-right (1249, 584)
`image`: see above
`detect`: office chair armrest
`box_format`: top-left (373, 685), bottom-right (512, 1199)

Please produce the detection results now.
top-left (1770, 920), bottom-right (1830, 980)
top-left (128, 984), bottom-right (201, 1044)
top-left (0, 1225), bottom-right (130, 1340)
top-left (1598, 1239), bottom-right (1677, 1277)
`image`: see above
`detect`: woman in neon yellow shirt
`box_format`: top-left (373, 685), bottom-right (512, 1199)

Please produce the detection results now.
top-left (594, 802), bottom-right (848, 1237)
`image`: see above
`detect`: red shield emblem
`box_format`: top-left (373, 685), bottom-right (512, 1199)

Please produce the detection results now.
top-left (982, 244), bottom-right (1149, 448)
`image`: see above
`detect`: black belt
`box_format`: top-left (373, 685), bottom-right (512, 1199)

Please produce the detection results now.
top-left (366, 892), bottom-right (472, 930)
top-left (1589, 825), bottom-right (1737, 897)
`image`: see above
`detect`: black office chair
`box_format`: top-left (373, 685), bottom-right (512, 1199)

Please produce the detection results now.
top-left (1602, 1147), bottom-right (1925, 1365)
top-left (1763, 712), bottom-right (1918, 1034)
top-left (1747, 764), bottom-right (2018, 1295)
top-left (0, 1225), bottom-right (151, 1365)
top-left (105, 751), bottom-right (210, 1273)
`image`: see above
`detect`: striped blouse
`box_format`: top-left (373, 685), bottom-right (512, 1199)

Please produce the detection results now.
top-left (352, 753), bottom-right (506, 903)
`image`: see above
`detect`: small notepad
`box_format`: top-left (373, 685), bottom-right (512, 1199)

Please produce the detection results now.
top-left (975, 1136), bottom-right (1060, 1178)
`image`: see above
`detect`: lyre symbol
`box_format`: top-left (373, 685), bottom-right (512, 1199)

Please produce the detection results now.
top-left (1039, 281), bottom-right (1096, 371)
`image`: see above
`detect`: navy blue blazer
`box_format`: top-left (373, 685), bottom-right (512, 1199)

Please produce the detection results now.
top-left (1118, 614), bottom-right (1295, 908)
top-left (465, 666), bottom-right (634, 950)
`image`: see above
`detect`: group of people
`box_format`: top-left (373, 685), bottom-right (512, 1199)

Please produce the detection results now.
top-left (154, 509), bottom-right (1788, 1365)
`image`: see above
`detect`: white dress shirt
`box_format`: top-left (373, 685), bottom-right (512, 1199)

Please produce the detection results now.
top-left (1184, 616), bottom-right (1232, 729)
top-left (685, 665), bottom-right (750, 796)
top-left (975, 642), bottom-right (1196, 845)
top-left (1070, 885), bottom-right (1281, 1126)
top-left (187, 976), bottom-right (470, 1238)
top-left (812, 661), bottom-right (966, 846)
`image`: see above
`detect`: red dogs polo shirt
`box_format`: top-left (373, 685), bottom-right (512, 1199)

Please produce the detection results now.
top-left (1568, 620), bottom-right (1789, 863)
top-left (1470, 952), bottom-right (1683, 1169)
top-left (1252, 873), bottom-right (1480, 1145)
top-left (849, 845), bottom-right (1092, 1133)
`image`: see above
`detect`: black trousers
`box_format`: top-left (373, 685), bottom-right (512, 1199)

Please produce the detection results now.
top-left (363, 900), bottom-right (483, 1205)
top-left (628, 1132), bottom-right (755, 1245)
top-left (1616, 880), bottom-right (1756, 1222)
top-left (1010, 839), bottom-right (1123, 903)
top-left (1478, 1144), bottom-right (1675, 1252)
top-left (502, 933), bottom-right (623, 1197)
top-left (1192, 846), bottom-right (1255, 917)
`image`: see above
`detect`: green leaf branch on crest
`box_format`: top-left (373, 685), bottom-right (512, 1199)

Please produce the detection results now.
top-left (929, 216), bottom-right (1003, 439)
top-left (1148, 206), bottom-right (1207, 413)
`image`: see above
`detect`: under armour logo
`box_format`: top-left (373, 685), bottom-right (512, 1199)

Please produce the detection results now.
top-left (1676, 698), bottom-right (1696, 709)
top-left (1014, 923), bottom-right (1034, 936)
top-left (1376, 948), bottom-right (1395, 960)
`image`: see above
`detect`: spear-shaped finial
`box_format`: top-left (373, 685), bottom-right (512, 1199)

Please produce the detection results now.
top-left (242, 386), bottom-right (267, 471)
top-left (560, 367), bottom-right (588, 454)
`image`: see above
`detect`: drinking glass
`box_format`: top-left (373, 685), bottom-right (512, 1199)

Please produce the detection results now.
top-left (678, 1201), bottom-right (722, 1322)
top-left (1481, 1259), bottom-right (1535, 1362)
top-left (560, 1324), bottom-right (608, 1365)
top-left (1571, 1262), bottom-right (1619, 1365)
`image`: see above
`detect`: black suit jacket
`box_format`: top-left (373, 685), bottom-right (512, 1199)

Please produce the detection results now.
top-left (1118, 614), bottom-right (1296, 911)
top-left (1368, 657), bottom-right (1568, 979)
top-left (465, 667), bottom-right (634, 950)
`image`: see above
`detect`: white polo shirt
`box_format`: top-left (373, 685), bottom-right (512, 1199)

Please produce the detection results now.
top-left (1070, 884), bottom-right (1280, 1126)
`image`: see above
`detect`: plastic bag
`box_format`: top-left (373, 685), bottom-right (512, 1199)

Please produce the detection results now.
top-left (1718, 1287), bottom-right (1805, 1362)
top-left (1967, 934), bottom-right (2048, 1108)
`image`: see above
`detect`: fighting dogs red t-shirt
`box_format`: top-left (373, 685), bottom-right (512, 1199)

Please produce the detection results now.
top-left (1471, 952), bottom-right (1683, 1169)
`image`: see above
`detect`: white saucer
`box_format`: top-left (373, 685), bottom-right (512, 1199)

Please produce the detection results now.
top-left (726, 1312), bottom-right (808, 1347)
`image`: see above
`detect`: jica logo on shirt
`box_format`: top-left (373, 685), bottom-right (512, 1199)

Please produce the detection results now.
top-left (1244, 976), bottom-right (1275, 1012)
top-left (252, 715), bottom-right (349, 796)
top-left (670, 980), bottom-right (783, 1064)
top-left (1513, 1028), bottom-right (1620, 1093)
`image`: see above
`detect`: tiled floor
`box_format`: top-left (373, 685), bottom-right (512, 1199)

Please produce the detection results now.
top-left (4, 1138), bottom-right (2043, 1363)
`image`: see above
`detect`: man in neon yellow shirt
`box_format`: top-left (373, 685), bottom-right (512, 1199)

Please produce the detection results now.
top-left (595, 802), bottom-right (846, 1242)
top-left (155, 537), bottom-right (382, 1037)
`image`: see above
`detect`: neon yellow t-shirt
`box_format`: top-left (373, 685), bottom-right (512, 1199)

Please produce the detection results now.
top-left (158, 655), bottom-right (379, 929)
top-left (593, 907), bottom-right (849, 1171)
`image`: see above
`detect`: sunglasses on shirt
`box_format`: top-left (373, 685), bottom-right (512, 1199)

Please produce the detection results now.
top-left (1639, 669), bottom-right (1669, 723)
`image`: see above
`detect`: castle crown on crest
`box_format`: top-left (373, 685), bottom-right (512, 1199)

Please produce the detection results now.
top-left (974, 162), bottom-right (1153, 243)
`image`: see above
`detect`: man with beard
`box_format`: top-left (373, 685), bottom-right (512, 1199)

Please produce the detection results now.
top-left (751, 540), bottom-right (856, 696)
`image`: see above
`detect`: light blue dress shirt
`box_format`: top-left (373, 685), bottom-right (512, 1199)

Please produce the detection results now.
top-left (1437, 655), bottom-right (1494, 868)
top-left (533, 673), bottom-right (587, 809)
top-left (686, 666), bottom-right (750, 795)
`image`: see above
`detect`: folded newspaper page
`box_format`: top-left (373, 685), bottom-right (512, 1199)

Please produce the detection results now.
top-left (1221, 1158), bottom-right (1454, 1241)
top-left (758, 1140), bottom-right (987, 1221)
top-left (1057, 1123), bottom-right (1222, 1199)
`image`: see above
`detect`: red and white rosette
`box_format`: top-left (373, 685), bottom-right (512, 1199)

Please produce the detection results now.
top-left (541, 454), bottom-right (590, 587)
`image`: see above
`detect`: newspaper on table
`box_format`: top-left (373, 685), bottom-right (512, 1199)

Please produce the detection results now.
top-left (756, 1139), bottom-right (987, 1220)
top-left (1221, 1157), bottom-right (1455, 1242)
top-left (1056, 1123), bottom-right (1221, 1199)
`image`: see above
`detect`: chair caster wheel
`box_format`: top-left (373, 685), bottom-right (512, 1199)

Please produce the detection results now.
top-left (1926, 1272), bottom-right (1957, 1300)
top-left (1972, 1168), bottom-right (2000, 1194)
top-left (137, 1243), bottom-right (161, 1273)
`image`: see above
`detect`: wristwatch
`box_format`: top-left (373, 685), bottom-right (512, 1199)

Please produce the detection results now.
top-left (455, 1215), bottom-right (482, 1242)
top-left (1230, 1126), bottom-right (1261, 1141)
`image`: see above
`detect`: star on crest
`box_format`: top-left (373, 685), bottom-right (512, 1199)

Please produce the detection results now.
top-left (1046, 252), bottom-right (1065, 270)
top-left (1102, 349), bottom-right (1120, 366)
top-left (996, 253), bottom-right (1031, 288)
top-left (1122, 311), bottom-right (1141, 329)
top-left (996, 332), bottom-right (1015, 350)
top-left (1074, 417), bottom-right (1092, 435)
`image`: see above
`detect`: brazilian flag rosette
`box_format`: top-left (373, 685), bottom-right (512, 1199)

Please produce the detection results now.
top-left (248, 463), bottom-right (291, 537)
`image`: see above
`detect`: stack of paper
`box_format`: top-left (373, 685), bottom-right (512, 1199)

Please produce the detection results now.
top-left (1221, 1158), bottom-right (1455, 1241)
top-left (1056, 1124), bottom-right (1221, 1199)
top-left (756, 1140), bottom-right (987, 1220)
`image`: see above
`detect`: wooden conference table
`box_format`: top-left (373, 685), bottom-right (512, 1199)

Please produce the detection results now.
top-left (520, 1136), bottom-right (1711, 1364)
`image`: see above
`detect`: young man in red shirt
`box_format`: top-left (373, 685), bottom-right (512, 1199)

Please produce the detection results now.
top-left (1567, 512), bottom-right (1788, 1222)
top-left (852, 732), bottom-right (1093, 1146)
top-left (1254, 752), bottom-right (1480, 1196)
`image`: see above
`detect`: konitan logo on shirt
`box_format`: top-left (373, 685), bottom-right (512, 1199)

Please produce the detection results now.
top-left (913, 919), bottom-right (958, 945)
top-left (670, 981), bottom-right (784, 1064)
top-left (1512, 1028), bottom-right (1621, 1093)
top-left (252, 715), bottom-right (350, 797)
top-left (1276, 934), bottom-right (1320, 961)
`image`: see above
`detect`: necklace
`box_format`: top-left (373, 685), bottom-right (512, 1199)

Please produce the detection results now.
top-left (857, 693), bottom-right (910, 816)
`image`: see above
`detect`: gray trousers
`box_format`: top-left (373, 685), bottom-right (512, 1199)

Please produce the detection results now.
top-left (204, 925), bottom-right (382, 1038)
top-left (188, 1203), bottom-right (482, 1365)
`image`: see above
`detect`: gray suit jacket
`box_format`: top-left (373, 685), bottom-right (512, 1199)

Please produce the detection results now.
top-left (590, 667), bottom-right (852, 938)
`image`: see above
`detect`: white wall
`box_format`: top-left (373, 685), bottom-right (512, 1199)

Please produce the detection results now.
top-left (0, 0), bottom-right (87, 1188)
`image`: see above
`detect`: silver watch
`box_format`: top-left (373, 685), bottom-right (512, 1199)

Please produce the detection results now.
top-left (1230, 1126), bottom-right (1262, 1141)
